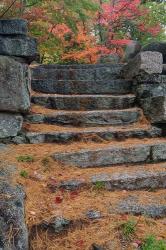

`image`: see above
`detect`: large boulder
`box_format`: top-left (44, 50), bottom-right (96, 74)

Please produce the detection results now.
top-left (141, 42), bottom-right (166, 63)
top-left (0, 164), bottom-right (28, 250)
top-left (0, 19), bottom-right (27, 35)
top-left (0, 36), bottom-right (37, 62)
top-left (121, 51), bottom-right (163, 79)
top-left (0, 113), bottom-right (23, 138)
top-left (0, 56), bottom-right (31, 113)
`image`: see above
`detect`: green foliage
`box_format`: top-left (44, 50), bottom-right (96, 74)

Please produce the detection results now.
top-left (93, 181), bottom-right (105, 190)
top-left (20, 170), bottom-right (29, 178)
top-left (141, 235), bottom-right (166, 250)
top-left (120, 219), bottom-right (137, 240)
top-left (16, 155), bottom-right (35, 163)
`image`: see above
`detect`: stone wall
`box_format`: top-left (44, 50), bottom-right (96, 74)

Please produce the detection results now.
top-left (121, 51), bottom-right (166, 135)
top-left (0, 19), bottom-right (37, 141)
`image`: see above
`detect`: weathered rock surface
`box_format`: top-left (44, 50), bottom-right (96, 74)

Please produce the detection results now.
top-left (31, 79), bottom-right (132, 94)
top-left (25, 108), bottom-right (141, 127)
top-left (139, 96), bottom-right (166, 123)
top-left (31, 63), bottom-right (123, 81)
top-left (141, 42), bottom-right (166, 63)
top-left (0, 19), bottom-right (27, 35)
top-left (92, 171), bottom-right (166, 190)
top-left (52, 141), bottom-right (166, 168)
top-left (49, 169), bottom-right (166, 191)
top-left (0, 36), bottom-right (37, 62)
top-left (25, 126), bottom-right (161, 144)
top-left (111, 196), bottom-right (166, 218)
top-left (0, 113), bottom-right (23, 138)
top-left (121, 51), bottom-right (163, 79)
top-left (31, 94), bottom-right (136, 110)
top-left (0, 56), bottom-right (30, 113)
top-left (0, 164), bottom-right (28, 250)
top-left (38, 216), bottom-right (71, 233)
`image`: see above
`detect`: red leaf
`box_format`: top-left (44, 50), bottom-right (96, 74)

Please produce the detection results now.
top-left (54, 196), bottom-right (63, 204)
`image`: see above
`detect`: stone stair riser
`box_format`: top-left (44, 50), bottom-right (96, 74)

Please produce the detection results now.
top-left (52, 143), bottom-right (166, 168)
top-left (31, 95), bottom-right (136, 110)
top-left (25, 127), bottom-right (161, 144)
top-left (25, 109), bottom-right (141, 127)
top-left (31, 79), bottom-right (132, 94)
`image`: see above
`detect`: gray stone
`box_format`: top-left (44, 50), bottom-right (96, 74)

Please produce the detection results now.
top-left (92, 244), bottom-right (104, 250)
top-left (0, 36), bottom-right (37, 62)
top-left (0, 56), bottom-right (30, 113)
top-left (92, 171), bottom-right (166, 191)
top-left (0, 19), bottom-right (27, 35)
top-left (25, 126), bottom-right (161, 144)
top-left (31, 94), bottom-right (136, 110)
top-left (39, 217), bottom-right (71, 233)
top-left (152, 144), bottom-right (166, 161)
top-left (124, 40), bottom-right (141, 62)
top-left (0, 164), bottom-right (28, 250)
top-left (121, 51), bottom-right (163, 79)
top-left (52, 143), bottom-right (151, 168)
top-left (31, 64), bottom-right (123, 81)
top-left (134, 82), bottom-right (166, 99)
top-left (59, 179), bottom-right (85, 191)
top-left (0, 113), bottom-right (23, 138)
top-left (31, 79), bottom-right (132, 95)
top-left (141, 42), bottom-right (166, 63)
top-left (86, 210), bottom-right (101, 220)
top-left (52, 141), bottom-right (166, 168)
top-left (25, 109), bottom-right (141, 127)
top-left (112, 198), bottom-right (166, 218)
top-left (139, 96), bottom-right (166, 123)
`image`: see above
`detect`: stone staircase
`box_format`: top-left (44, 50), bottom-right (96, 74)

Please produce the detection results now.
top-left (23, 63), bottom-right (166, 248)
top-left (23, 63), bottom-right (166, 189)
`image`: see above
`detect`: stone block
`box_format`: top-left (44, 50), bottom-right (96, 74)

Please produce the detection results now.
top-left (0, 19), bottom-right (27, 35)
top-left (140, 96), bottom-right (166, 123)
top-left (141, 42), bottom-right (166, 63)
top-left (0, 113), bottom-right (23, 138)
top-left (0, 164), bottom-right (28, 250)
top-left (0, 56), bottom-right (30, 113)
top-left (121, 51), bottom-right (163, 79)
top-left (0, 36), bottom-right (37, 62)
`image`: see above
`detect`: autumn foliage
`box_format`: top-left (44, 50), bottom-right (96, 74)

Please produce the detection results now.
top-left (0, 0), bottom-right (164, 63)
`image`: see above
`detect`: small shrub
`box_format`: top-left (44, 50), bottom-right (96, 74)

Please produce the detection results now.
top-left (16, 155), bottom-right (34, 163)
top-left (20, 170), bottom-right (29, 178)
top-left (120, 219), bottom-right (136, 240)
top-left (141, 235), bottom-right (166, 250)
top-left (93, 181), bottom-right (105, 190)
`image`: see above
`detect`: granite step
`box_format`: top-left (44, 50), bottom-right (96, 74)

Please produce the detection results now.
top-left (31, 63), bottom-right (123, 81)
top-left (24, 124), bottom-right (161, 144)
top-left (31, 79), bottom-right (132, 94)
top-left (51, 139), bottom-right (166, 168)
top-left (48, 165), bottom-right (166, 192)
top-left (25, 108), bottom-right (142, 127)
top-left (31, 94), bottom-right (136, 111)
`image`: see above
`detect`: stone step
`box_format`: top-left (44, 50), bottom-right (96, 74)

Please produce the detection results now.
top-left (24, 124), bottom-right (161, 144)
top-left (49, 167), bottom-right (166, 192)
top-left (31, 79), bottom-right (132, 94)
top-left (52, 139), bottom-right (166, 167)
top-left (25, 108), bottom-right (141, 127)
top-left (31, 94), bottom-right (136, 111)
top-left (31, 63), bottom-right (123, 81)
